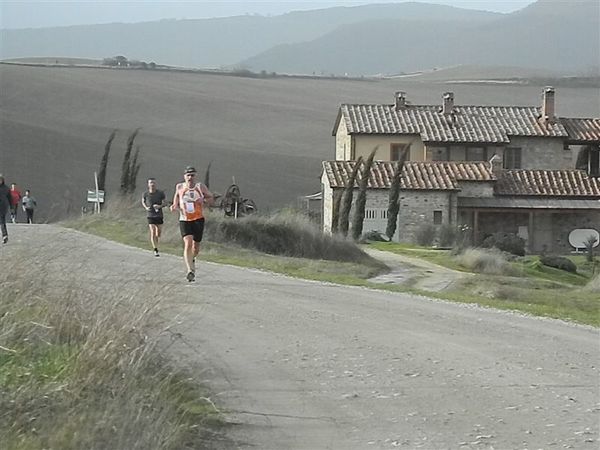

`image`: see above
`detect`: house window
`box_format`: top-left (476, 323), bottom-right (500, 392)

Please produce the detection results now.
top-left (365, 209), bottom-right (377, 219)
top-left (466, 146), bottom-right (487, 161)
top-left (430, 146), bottom-right (449, 161)
top-left (381, 210), bottom-right (388, 219)
top-left (433, 210), bottom-right (443, 225)
top-left (504, 147), bottom-right (522, 169)
top-left (390, 143), bottom-right (410, 161)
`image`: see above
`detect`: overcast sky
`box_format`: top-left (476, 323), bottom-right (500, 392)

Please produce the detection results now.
top-left (1, 0), bottom-right (537, 29)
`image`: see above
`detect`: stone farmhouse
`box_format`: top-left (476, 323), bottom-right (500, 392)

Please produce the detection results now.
top-left (321, 88), bottom-right (600, 253)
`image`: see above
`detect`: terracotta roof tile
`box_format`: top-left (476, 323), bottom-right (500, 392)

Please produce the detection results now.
top-left (339, 104), bottom-right (570, 143)
top-left (323, 162), bottom-right (600, 198)
top-left (323, 161), bottom-right (493, 190)
top-left (495, 170), bottom-right (600, 197)
top-left (561, 118), bottom-right (600, 143)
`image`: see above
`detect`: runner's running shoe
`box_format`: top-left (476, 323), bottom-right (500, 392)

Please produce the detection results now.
top-left (154, 248), bottom-right (160, 257)
top-left (186, 271), bottom-right (195, 282)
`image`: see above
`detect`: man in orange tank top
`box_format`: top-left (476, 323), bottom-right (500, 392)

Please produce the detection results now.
top-left (171, 166), bottom-right (214, 282)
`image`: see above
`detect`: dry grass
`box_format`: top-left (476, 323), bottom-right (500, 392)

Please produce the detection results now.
top-left (0, 248), bottom-right (220, 450)
top-left (454, 248), bottom-right (518, 276)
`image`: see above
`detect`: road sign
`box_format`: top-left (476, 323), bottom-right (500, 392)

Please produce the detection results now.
top-left (87, 190), bottom-right (105, 203)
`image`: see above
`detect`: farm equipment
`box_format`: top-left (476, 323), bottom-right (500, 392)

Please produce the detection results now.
top-left (219, 183), bottom-right (256, 218)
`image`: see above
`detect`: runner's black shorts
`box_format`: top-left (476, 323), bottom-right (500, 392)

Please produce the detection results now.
top-left (147, 217), bottom-right (164, 225)
top-left (179, 218), bottom-right (205, 242)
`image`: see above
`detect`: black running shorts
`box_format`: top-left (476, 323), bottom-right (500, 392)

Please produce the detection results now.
top-left (179, 218), bottom-right (205, 242)
top-left (147, 217), bottom-right (164, 225)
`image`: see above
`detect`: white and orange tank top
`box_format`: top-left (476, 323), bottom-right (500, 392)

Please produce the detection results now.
top-left (176, 182), bottom-right (205, 221)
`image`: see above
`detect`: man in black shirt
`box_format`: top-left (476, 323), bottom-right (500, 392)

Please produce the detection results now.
top-left (141, 178), bottom-right (166, 257)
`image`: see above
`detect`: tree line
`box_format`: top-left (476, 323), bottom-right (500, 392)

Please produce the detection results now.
top-left (331, 147), bottom-right (408, 242)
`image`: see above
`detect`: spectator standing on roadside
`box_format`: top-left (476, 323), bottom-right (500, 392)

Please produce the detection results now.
top-left (9, 183), bottom-right (22, 223)
top-left (0, 175), bottom-right (10, 243)
top-left (141, 177), bottom-right (166, 257)
top-left (22, 189), bottom-right (37, 224)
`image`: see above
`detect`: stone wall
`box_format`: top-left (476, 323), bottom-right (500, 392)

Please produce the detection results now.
top-left (510, 136), bottom-right (571, 170)
top-left (457, 181), bottom-right (494, 198)
top-left (464, 209), bottom-right (600, 254)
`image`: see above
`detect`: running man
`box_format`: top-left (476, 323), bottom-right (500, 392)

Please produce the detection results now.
top-left (21, 190), bottom-right (37, 224)
top-left (171, 166), bottom-right (214, 282)
top-left (0, 175), bottom-right (11, 244)
top-left (141, 178), bottom-right (166, 257)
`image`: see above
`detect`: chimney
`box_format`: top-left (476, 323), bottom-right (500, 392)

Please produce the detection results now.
top-left (394, 91), bottom-right (406, 110)
top-left (541, 86), bottom-right (555, 123)
top-left (442, 92), bottom-right (454, 114)
top-left (489, 153), bottom-right (503, 178)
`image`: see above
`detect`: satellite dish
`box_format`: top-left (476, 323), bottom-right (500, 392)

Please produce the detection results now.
top-left (568, 229), bottom-right (599, 250)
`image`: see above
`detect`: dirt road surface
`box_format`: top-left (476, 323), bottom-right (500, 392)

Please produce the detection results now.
top-left (3, 225), bottom-right (598, 449)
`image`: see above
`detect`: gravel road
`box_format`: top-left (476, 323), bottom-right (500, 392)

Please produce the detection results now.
top-left (3, 225), bottom-right (598, 449)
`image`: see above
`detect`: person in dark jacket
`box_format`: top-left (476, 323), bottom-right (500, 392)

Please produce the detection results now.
top-left (0, 174), bottom-right (11, 243)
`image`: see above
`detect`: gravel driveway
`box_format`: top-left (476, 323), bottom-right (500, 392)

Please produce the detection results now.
top-left (3, 224), bottom-right (598, 449)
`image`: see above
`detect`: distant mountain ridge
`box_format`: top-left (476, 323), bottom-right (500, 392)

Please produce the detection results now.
top-left (241, 0), bottom-right (599, 75)
top-left (0, 0), bottom-right (597, 75)
top-left (0, 2), bottom-right (499, 69)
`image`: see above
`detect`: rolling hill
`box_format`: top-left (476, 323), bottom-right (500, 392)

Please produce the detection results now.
top-left (241, 0), bottom-right (600, 75)
top-left (0, 3), bottom-right (500, 70)
top-left (1, 63), bottom-right (599, 222)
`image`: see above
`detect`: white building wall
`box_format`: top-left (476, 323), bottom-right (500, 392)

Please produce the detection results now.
top-left (354, 135), bottom-right (425, 162)
top-left (334, 119), bottom-right (353, 160)
top-left (321, 171), bottom-right (335, 233)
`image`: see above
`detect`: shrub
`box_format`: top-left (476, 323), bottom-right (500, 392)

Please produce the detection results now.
top-left (540, 255), bottom-right (577, 273)
top-left (438, 224), bottom-right (458, 248)
top-left (206, 210), bottom-right (378, 265)
top-left (584, 235), bottom-right (598, 262)
top-left (455, 248), bottom-right (517, 276)
top-left (583, 274), bottom-right (600, 292)
top-left (482, 232), bottom-right (525, 256)
top-left (414, 223), bottom-right (436, 247)
top-left (361, 230), bottom-right (389, 242)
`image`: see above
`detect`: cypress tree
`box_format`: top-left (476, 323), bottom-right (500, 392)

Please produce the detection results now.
top-left (386, 149), bottom-right (408, 240)
top-left (120, 128), bottom-right (140, 195)
top-left (351, 147), bottom-right (378, 241)
top-left (338, 157), bottom-right (363, 238)
top-left (98, 130), bottom-right (116, 192)
top-left (127, 145), bottom-right (142, 194)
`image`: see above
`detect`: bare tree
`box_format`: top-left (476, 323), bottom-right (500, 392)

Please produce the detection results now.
top-left (386, 149), bottom-right (409, 240)
top-left (352, 147), bottom-right (378, 241)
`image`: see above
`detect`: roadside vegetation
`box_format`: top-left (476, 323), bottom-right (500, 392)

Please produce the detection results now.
top-left (0, 248), bottom-right (222, 450)
top-left (64, 198), bottom-right (388, 284)
top-left (370, 241), bottom-right (599, 326)
top-left (63, 199), bottom-right (599, 325)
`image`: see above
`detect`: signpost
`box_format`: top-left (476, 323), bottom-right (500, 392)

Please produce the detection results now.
top-left (86, 171), bottom-right (105, 214)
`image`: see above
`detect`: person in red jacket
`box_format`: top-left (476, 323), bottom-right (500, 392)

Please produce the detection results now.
top-left (9, 183), bottom-right (22, 223)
